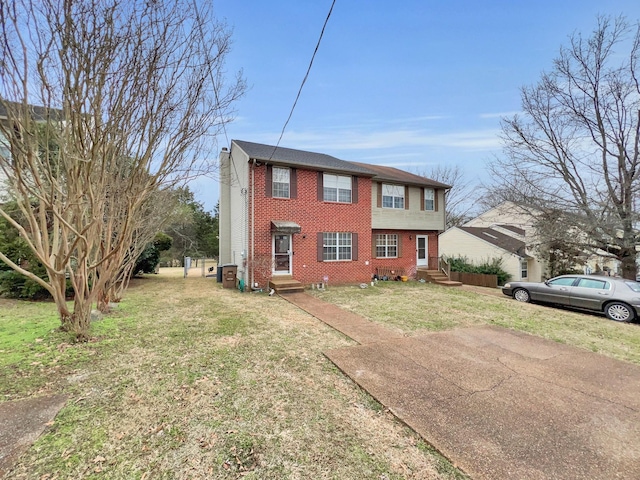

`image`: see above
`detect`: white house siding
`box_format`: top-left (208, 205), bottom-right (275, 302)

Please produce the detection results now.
top-left (219, 144), bottom-right (250, 284)
top-left (439, 227), bottom-right (542, 283)
top-left (371, 183), bottom-right (446, 231)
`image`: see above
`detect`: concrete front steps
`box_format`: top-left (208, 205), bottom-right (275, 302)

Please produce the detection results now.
top-left (269, 276), bottom-right (305, 294)
top-left (416, 268), bottom-right (462, 287)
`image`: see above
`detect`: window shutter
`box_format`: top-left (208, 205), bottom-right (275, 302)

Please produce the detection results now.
top-left (372, 234), bottom-right (377, 258)
top-left (404, 186), bottom-right (410, 210)
top-left (352, 233), bottom-right (358, 261)
top-left (317, 232), bottom-right (324, 262)
top-left (377, 183), bottom-right (382, 208)
top-left (420, 188), bottom-right (425, 211)
top-left (352, 176), bottom-right (358, 203)
top-left (435, 189), bottom-right (439, 211)
top-left (397, 234), bottom-right (402, 257)
top-left (265, 165), bottom-right (273, 197)
top-left (290, 168), bottom-right (297, 199)
top-left (317, 172), bottom-right (324, 201)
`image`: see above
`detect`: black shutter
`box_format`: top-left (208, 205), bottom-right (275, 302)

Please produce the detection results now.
top-left (265, 165), bottom-right (272, 197)
top-left (404, 186), bottom-right (409, 210)
top-left (290, 168), bottom-right (297, 199)
top-left (352, 176), bottom-right (358, 203)
top-left (352, 233), bottom-right (358, 261)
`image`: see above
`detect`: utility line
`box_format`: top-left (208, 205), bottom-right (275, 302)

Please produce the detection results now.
top-left (267, 0), bottom-right (336, 162)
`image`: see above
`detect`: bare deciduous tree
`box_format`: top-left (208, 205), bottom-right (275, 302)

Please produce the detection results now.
top-left (0, 0), bottom-right (245, 339)
top-left (489, 15), bottom-right (640, 279)
top-left (424, 164), bottom-right (477, 228)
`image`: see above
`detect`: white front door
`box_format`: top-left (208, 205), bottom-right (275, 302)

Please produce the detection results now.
top-left (273, 234), bottom-right (292, 275)
top-left (416, 235), bottom-right (428, 267)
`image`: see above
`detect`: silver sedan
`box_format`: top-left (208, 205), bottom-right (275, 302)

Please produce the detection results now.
top-left (502, 274), bottom-right (640, 322)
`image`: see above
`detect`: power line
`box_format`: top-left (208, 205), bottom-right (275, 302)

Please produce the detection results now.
top-left (267, 0), bottom-right (336, 162)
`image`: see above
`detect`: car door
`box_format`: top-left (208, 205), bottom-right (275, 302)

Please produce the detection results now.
top-left (532, 277), bottom-right (577, 305)
top-left (569, 277), bottom-right (611, 310)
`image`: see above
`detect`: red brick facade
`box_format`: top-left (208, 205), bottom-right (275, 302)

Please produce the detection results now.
top-left (247, 165), bottom-right (438, 286)
top-left (249, 166), bottom-right (374, 287)
top-left (370, 229), bottom-right (440, 276)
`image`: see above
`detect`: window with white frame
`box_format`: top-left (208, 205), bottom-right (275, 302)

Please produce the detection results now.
top-left (272, 167), bottom-right (290, 198)
top-left (323, 173), bottom-right (352, 202)
top-left (382, 184), bottom-right (404, 209)
top-left (323, 232), bottom-right (352, 261)
top-left (520, 258), bottom-right (528, 279)
top-left (424, 188), bottom-right (435, 211)
top-left (375, 234), bottom-right (397, 258)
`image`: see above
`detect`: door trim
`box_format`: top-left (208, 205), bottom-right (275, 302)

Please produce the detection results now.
top-left (272, 233), bottom-right (292, 276)
top-left (416, 235), bottom-right (428, 267)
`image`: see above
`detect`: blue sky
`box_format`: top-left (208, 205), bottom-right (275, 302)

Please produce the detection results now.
top-left (191, 0), bottom-right (640, 211)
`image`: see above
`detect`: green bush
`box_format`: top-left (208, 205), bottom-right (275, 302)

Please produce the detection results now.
top-left (445, 256), bottom-right (512, 286)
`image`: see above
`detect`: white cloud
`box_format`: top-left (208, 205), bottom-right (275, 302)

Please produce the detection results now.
top-left (479, 111), bottom-right (521, 119)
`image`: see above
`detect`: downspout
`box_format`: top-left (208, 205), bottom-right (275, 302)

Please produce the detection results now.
top-left (251, 159), bottom-right (256, 289)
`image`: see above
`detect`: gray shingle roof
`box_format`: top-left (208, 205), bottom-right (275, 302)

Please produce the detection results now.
top-left (232, 140), bottom-right (450, 188)
top-left (459, 226), bottom-right (530, 258)
top-left (497, 224), bottom-right (526, 236)
top-left (0, 101), bottom-right (62, 121)
top-left (350, 162), bottom-right (450, 188)
top-left (232, 140), bottom-right (376, 176)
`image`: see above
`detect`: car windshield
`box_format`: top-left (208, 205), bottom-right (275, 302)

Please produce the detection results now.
top-left (624, 281), bottom-right (640, 292)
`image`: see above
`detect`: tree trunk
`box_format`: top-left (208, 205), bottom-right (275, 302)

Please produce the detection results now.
top-left (61, 296), bottom-right (93, 341)
top-left (620, 252), bottom-right (637, 280)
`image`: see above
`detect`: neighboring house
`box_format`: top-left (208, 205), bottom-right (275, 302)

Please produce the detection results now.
top-left (439, 224), bottom-right (538, 282)
top-left (439, 201), bottom-right (620, 282)
top-left (219, 140), bottom-right (449, 290)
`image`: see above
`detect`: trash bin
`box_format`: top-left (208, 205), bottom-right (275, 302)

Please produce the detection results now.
top-left (216, 265), bottom-right (223, 283)
top-left (222, 264), bottom-right (237, 289)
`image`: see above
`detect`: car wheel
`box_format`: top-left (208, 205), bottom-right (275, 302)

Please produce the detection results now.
top-left (513, 288), bottom-right (530, 303)
top-left (605, 302), bottom-right (634, 322)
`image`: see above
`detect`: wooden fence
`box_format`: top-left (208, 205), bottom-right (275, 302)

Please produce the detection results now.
top-left (449, 271), bottom-right (498, 288)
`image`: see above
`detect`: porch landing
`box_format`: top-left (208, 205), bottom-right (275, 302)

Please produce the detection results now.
top-left (416, 268), bottom-right (462, 287)
top-left (269, 276), bottom-right (305, 294)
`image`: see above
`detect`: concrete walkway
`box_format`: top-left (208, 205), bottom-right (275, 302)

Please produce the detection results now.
top-left (283, 292), bottom-right (640, 480)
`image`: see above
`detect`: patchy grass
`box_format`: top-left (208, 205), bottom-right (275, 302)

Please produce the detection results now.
top-left (2, 270), bottom-right (464, 479)
top-left (310, 281), bottom-right (640, 365)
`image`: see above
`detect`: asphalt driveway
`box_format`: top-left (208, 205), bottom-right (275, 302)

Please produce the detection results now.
top-left (285, 292), bottom-right (640, 480)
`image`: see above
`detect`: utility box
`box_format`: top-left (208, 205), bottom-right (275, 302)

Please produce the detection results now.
top-left (222, 264), bottom-right (237, 289)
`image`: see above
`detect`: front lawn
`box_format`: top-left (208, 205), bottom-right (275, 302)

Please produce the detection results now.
top-left (1, 271), bottom-right (466, 479)
top-left (310, 281), bottom-right (640, 365)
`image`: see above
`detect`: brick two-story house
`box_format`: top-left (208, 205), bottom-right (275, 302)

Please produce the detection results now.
top-left (219, 140), bottom-right (449, 291)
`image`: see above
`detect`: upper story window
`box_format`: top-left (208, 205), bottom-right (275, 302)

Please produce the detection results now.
top-left (272, 167), bottom-right (290, 198)
top-left (382, 184), bottom-right (404, 209)
top-left (323, 173), bottom-right (352, 203)
top-left (424, 188), bottom-right (435, 211)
